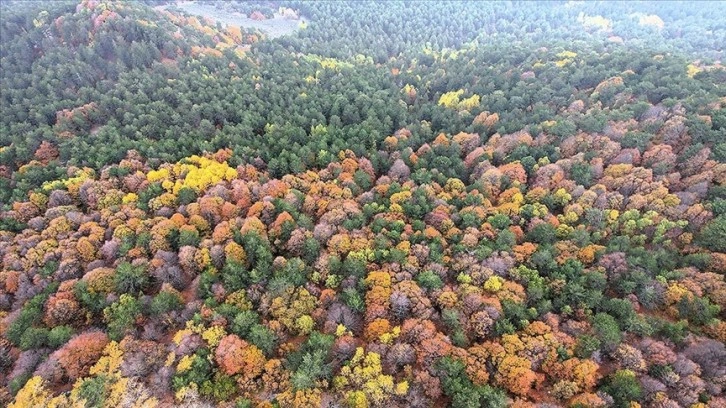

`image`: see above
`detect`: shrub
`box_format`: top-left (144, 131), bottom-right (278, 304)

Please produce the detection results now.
top-left (698, 215), bottom-right (726, 252)
top-left (593, 313), bottom-right (622, 351)
top-left (150, 291), bottom-right (183, 315)
top-left (601, 369), bottom-right (642, 407)
top-left (76, 376), bottom-right (108, 407)
top-left (104, 294), bottom-right (141, 341)
top-left (247, 324), bottom-right (277, 357)
top-left (436, 357), bottom-right (507, 408)
top-left (19, 327), bottom-right (50, 350)
top-left (416, 270), bottom-right (443, 291)
top-left (114, 262), bottom-right (150, 295)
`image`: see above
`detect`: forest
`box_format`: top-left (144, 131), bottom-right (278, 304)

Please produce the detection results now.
top-left (1, 0), bottom-right (725, 407)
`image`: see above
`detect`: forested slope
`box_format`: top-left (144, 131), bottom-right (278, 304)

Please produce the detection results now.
top-left (1, 1), bottom-right (726, 407)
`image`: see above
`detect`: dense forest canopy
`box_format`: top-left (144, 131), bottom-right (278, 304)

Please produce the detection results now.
top-left (1, 1), bottom-right (726, 407)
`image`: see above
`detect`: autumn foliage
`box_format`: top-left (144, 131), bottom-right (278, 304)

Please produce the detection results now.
top-left (2, 1), bottom-right (726, 406)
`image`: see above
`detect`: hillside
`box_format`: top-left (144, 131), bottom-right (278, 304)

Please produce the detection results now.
top-left (1, 1), bottom-right (726, 407)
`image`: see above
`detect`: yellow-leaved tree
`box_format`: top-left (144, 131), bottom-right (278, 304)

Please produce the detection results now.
top-left (334, 347), bottom-right (408, 406)
top-left (70, 341), bottom-right (158, 407)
